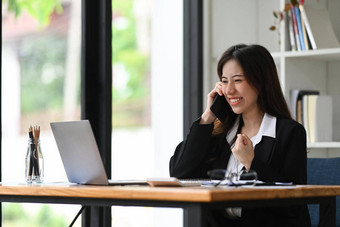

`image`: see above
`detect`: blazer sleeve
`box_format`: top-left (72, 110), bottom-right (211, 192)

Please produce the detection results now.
top-left (169, 119), bottom-right (216, 179)
top-left (250, 118), bottom-right (307, 184)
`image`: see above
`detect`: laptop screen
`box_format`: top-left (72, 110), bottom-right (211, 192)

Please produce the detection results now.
top-left (50, 120), bottom-right (109, 185)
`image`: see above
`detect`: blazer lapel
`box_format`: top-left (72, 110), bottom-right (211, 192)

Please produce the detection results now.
top-left (254, 136), bottom-right (275, 163)
top-left (213, 137), bottom-right (231, 169)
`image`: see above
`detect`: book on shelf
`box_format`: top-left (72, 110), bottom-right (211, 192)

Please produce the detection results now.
top-left (302, 94), bottom-right (310, 141)
top-left (286, 8), bottom-right (297, 51)
top-left (294, 5), bottom-right (306, 51)
top-left (290, 89), bottom-right (319, 124)
top-left (299, 8), bottom-right (309, 51)
top-left (299, 4), bottom-right (317, 50)
top-left (290, 5), bottom-right (301, 51)
top-left (303, 95), bottom-right (332, 143)
top-left (286, 4), bottom-right (339, 51)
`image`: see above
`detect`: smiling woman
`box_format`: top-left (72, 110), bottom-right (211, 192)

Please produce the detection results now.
top-left (170, 44), bottom-right (311, 226)
top-left (220, 63), bottom-right (259, 117)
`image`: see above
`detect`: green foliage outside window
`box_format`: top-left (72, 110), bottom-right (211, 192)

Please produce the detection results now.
top-left (112, 0), bottom-right (150, 127)
top-left (2, 203), bottom-right (67, 227)
top-left (4, 0), bottom-right (150, 127)
top-left (20, 36), bottom-right (66, 114)
top-left (4, 0), bottom-right (62, 26)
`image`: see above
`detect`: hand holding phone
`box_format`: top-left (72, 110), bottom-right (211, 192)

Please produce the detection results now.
top-left (210, 95), bottom-right (229, 122)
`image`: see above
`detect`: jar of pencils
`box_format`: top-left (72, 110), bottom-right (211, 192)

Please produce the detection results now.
top-left (25, 126), bottom-right (44, 183)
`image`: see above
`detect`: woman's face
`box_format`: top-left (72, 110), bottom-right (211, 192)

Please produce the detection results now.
top-left (221, 59), bottom-right (259, 116)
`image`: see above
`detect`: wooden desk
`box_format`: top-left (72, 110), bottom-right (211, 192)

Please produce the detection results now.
top-left (0, 183), bottom-right (340, 227)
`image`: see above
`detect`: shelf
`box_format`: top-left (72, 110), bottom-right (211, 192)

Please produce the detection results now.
top-left (307, 142), bottom-right (340, 149)
top-left (206, 0), bottom-right (340, 154)
top-left (272, 48), bottom-right (340, 61)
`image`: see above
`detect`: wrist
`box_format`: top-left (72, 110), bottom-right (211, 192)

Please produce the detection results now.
top-left (200, 111), bottom-right (216, 124)
top-left (244, 159), bottom-right (254, 172)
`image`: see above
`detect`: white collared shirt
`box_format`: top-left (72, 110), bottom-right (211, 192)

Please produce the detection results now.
top-left (251, 113), bottom-right (276, 147)
top-left (225, 113), bottom-right (277, 218)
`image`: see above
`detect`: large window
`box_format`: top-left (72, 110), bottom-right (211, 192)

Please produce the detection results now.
top-left (111, 0), bottom-right (154, 225)
top-left (2, 0), bottom-right (184, 226)
top-left (2, 0), bottom-right (81, 225)
top-left (113, 1), bottom-right (185, 226)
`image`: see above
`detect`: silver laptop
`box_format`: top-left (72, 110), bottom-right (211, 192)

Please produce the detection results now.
top-left (50, 120), bottom-right (147, 186)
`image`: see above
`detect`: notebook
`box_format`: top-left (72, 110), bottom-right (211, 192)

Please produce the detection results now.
top-left (50, 120), bottom-right (147, 186)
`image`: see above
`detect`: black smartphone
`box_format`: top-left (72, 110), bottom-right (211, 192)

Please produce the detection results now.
top-left (210, 95), bottom-right (229, 122)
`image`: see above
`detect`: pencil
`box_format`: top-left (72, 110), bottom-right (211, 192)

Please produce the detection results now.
top-left (33, 126), bottom-right (41, 176)
top-left (28, 126), bottom-right (35, 178)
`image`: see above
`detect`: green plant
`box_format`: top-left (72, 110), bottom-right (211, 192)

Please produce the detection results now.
top-left (2, 203), bottom-right (67, 227)
top-left (3, 0), bottom-right (63, 26)
top-left (20, 36), bottom-right (66, 114)
top-left (112, 0), bottom-right (150, 127)
top-left (270, 0), bottom-right (299, 31)
top-left (269, 0), bottom-right (299, 45)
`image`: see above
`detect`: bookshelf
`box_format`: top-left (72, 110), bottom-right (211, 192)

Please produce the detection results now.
top-left (203, 0), bottom-right (340, 157)
top-left (271, 47), bottom-right (340, 61)
top-left (308, 142), bottom-right (340, 149)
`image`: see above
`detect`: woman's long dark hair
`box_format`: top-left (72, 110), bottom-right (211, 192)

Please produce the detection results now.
top-left (213, 44), bottom-right (292, 136)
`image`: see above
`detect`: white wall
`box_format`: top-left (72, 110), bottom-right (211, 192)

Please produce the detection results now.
top-left (203, 0), bottom-right (281, 99)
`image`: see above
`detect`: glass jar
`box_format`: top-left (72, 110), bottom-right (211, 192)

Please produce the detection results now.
top-left (25, 138), bottom-right (44, 183)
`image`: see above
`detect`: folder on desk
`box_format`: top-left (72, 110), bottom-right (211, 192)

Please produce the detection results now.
top-left (147, 178), bottom-right (210, 187)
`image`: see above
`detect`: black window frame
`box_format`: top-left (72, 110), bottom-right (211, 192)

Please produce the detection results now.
top-left (80, 0), bottom-right (112, 226)
top-left (183, 0), bottom-right (203, 137)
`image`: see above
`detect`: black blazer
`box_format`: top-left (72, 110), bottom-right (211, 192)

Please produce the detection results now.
top-left (170, 117), bottom-right (311, 227)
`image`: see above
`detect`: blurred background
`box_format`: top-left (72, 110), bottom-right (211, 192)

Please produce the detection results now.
top-left (1, 0), bottom-right (183, 226)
